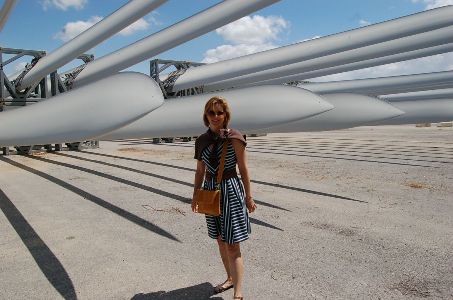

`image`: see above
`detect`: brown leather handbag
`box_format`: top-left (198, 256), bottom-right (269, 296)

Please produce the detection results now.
top-left (194, 140), bottom-right (228, 216)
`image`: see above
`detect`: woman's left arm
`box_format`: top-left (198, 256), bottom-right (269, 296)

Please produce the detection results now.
top-left (232, 139), bottom-right (257, 213)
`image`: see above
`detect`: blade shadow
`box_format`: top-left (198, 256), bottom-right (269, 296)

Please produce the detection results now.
top-left (27, 156), bottom-right (281, 231)
top-left (0, 157), bottom-right (179, 243)
top-left (83, 151), bottom-right (193, 172)
top-left (248, 144), bottom-right (453, 165)
top-left (147, 143), bottom-right (439, 168)
top-left (0, 188), bottom-right (77, 300)
top-left (251, 179), bottom-right (367, 203)
top-left (84, 149), bottom-right (364, 204)
top-left (246, 148), bottom-right (438, 168)
top-left (249, 139), bottom-right (453, 161)
top-left (250, 217), bottom-right (283, 231)
top-left (60, 152), bottom-right (290, 212)
top-left (56, 153), bottom-right (191, 187)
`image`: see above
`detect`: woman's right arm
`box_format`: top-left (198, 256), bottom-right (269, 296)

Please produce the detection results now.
top-left (192, 159), bottom-right (206, 212)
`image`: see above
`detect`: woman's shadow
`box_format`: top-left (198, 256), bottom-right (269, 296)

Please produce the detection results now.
top-left (131, 282), bottom-right (225, 300)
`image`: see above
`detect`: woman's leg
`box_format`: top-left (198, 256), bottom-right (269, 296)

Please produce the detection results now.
top-left (226, 242), bottom-right (244, 298)
top-left (215, 237), bottom-right (233, 290)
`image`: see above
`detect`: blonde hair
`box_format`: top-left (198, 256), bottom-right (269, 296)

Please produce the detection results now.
top-left (203, 96), bottom-right (231, 128)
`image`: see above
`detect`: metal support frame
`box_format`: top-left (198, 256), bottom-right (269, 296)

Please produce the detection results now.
top-left (0, 50), bottom-right (8, 155)
top-left (149, 58), bottom-right (204, 98)
top-left (0, 47), bottom-right (46, 106)
top-left (148, 59), bottom-right (206, 142)
top-left (0, 52), bottom-right (4, 112)
top-left (1, 47), bottom-right (47, 107)
top-left (2, 147), bottom-right (10, 155)
top-left (1, 47), bottom-right (98, 155)
top-left (50, 71), bottom-right (67, 96)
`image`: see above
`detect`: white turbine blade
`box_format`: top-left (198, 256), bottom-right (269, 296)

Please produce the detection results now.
top-left (257, 93), bottom-right (404, 133)
top-left (204, 27), bottom-right (453, 92)
top-left (73, 0), bottom-right (280, 87)
top-left (252, 43), bottom-right (453, 86)
top-left (300, 71), bottom-right (453, 96)
top-left (172, 5), bottom-right (453, 92)
top-left (0, 73), bottom-right (164, 147)
top-left (380, 88), bottom-right (453, 102)
top-left (374, 99), bottom-right (453, 125)
top-left (17, 0), bottom-right (168, 90)
top-left (0, 0), bottom-right (16, 31)
top-left (100, 85), bottom-right (333, 140)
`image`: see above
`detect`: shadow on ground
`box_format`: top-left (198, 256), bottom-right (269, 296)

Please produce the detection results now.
top-left (131, 282), bottom-right (224, 300)
top-left (0, 187), bottom-right (77, 300)
top-left (0, 156), bottom-right (179, 242)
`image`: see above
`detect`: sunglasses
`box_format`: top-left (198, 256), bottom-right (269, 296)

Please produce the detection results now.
top-left (207, 110), bottom-right (225, 117)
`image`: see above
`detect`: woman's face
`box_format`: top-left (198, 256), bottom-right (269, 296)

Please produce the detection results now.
top-left (206, 103), bottom-right (225, 130)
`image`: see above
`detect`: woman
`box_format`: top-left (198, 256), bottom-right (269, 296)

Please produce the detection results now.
top-left (192, 96), bottom-right (257, 300)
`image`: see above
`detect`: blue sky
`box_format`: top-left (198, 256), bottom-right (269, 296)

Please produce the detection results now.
top-left (1, 0), bottom-right (452, 81)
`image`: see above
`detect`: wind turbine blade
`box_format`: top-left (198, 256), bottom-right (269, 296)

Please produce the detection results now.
top-left (374, 99), bottom-right (453, 125)
top-left (203, 27), bottom-right (453, 91)
top-left (73, 0), bottom-right (280, 87)
top-left (0, 0), bottom-right (16, 31)
top-left (300, 71), bottom-right (453, 96)
top-left (380, 88), bottom-right (453, 102)
top-left (171, 5), bottom-right (453, 92)
top-left (258, 93), bottom-right (404, 133)
top-left (17, 0), bottom-right (168, 90)
top-left (0, 73), bottom-right (164, 147)
top-left (252, 43), bottom-right (453, 86)
top-left (100, 85), bottom-right (333, 140)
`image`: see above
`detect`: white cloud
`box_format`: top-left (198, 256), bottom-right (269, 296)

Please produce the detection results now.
top-left (311, 52), bottom-right (453, 82)
top-left (118, 18), bottom-right (150, 36)
top-left (202, 43), bottom-right (277, 64)
top-left (54, 15), bottom-right (151, 42)
top-left (216, 15), bottom-right (288, 45)
top-left (54, 16), bottom-right (102, 42)
top-left (411, 0), bottom-right (453, 9)
top-left (147, 11), bottom-right (162, 26)
top-left (202, 15), bottom-right (289, 63)
top-left (41, 0), bottom-right (87, 11)
top-left (359, 19), bottom-right (371, 27)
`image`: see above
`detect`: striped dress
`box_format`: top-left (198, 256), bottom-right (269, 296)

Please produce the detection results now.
top-left (201, 140), bottom-right (251, 244)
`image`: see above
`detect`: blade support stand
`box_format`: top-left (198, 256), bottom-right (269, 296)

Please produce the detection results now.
top-left (150, 58), bottom-right (205, 98)
top-left (0, 47), bottom-right (98, 155)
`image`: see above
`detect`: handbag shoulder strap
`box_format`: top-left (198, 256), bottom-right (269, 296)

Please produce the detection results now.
top-left (215, 139), bottom-right (229, 186)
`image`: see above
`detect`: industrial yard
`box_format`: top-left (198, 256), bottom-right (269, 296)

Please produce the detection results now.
top-left (1, 125), bottom-right (452, 299)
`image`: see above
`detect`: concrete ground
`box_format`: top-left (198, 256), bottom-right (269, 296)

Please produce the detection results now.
top-left (0, 125), bottom-right (452, 300)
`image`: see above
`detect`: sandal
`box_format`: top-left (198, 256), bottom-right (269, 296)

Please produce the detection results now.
top-left (233, 297), bottom-right (243, 299)
top-left (213, 280), bottom-right (234, 294)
